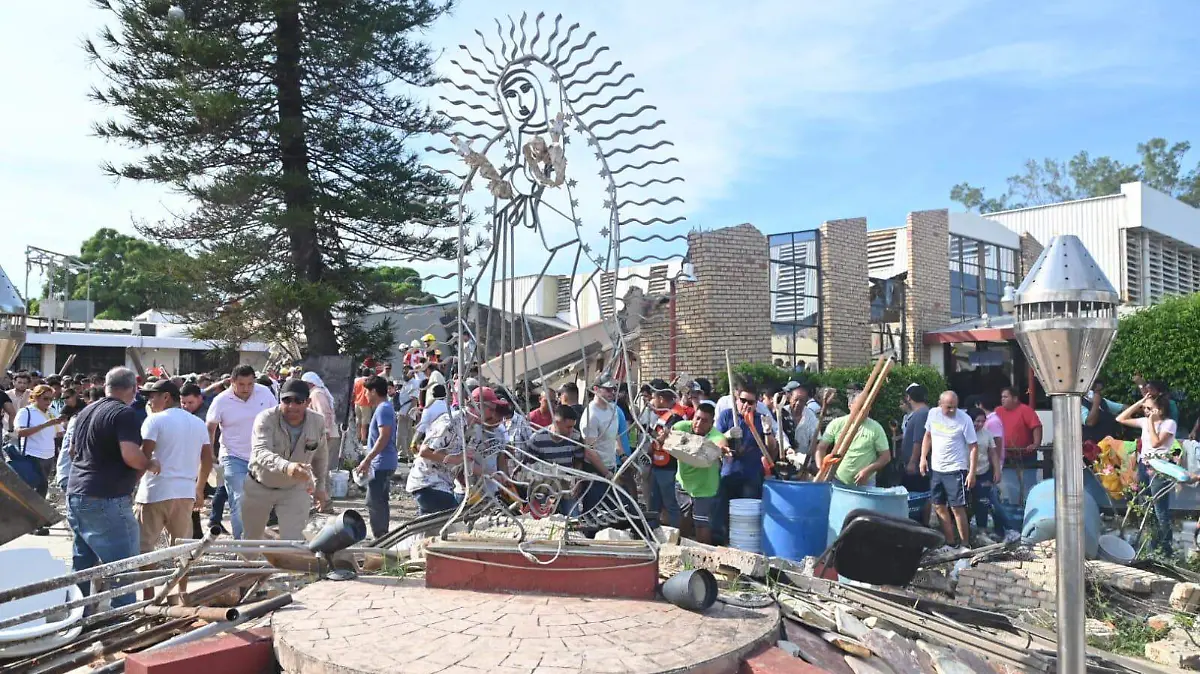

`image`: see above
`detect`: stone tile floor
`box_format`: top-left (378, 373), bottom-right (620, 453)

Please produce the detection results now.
top-left (274, 576), bottom-right (780, 674)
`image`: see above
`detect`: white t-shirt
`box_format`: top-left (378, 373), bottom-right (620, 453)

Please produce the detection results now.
top-left (1136, 417), bottom-right (1178, 464)
top-left (924, 407), bottom-right (978, 473)
top-left (974, 426), bottom-right (995, 475)
top-left (206, 384), bottom-right (277, 461)
top-left (16, 406), bottom-right (56, 459)
top-left (417, 398), bottom-right (449, 434)
top-left (137, 407), bottom-right (210, 503)
top-left (580, 400), bottom-right (620, 469)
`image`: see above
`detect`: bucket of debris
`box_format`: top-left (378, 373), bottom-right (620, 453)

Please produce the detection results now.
top-left (329, 470), bottom-right (350, 498)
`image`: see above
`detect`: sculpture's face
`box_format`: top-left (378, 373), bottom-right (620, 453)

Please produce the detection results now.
top-left (499, 67), bottom-right (548, 134)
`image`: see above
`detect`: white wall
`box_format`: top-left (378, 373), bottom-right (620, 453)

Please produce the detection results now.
top-left (948, 212), bottom-right (1020, 248)
top-left (985, 194), bottom-right (1131, 298)
top-left (1132, 182), bottom-right (1200, 249)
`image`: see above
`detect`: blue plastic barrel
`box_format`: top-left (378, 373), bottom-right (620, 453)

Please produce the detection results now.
top-left (762, 480), bottom-right (832, 560)
top-left (827, 484), bottom-right (910, 547)
top-left (1022, 478), bottom-right (1101, 559)
top-left (907, 491), bottom-right (931, 522)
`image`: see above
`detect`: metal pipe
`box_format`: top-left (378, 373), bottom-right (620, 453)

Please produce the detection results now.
top-left (37, 618), bottom-right (194, 674)
top-left (152, 530), bottom-right (218, 603)
top-left (0, 542), bottom-right (202, 604)
top-left (122, 592), bottom-right (292, 657)
top-left (139, 604), bottom-right (238, 622)
top-left (1052, 394), bottom-right (1086, 674)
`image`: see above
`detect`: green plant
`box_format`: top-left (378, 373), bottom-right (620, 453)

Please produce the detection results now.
top-left (1099, 293), bottom-right (1200, 424)
top-left (713, 360), bottom-right (947, 433)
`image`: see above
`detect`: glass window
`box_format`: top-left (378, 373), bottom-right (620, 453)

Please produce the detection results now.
top-left (949, 234), bottom-right (1018, 319)
top-left (770, 229), bottom-right (822, 370)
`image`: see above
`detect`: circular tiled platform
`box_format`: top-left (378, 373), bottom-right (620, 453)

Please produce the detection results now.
top-left (273, 577), bottom-right (779, 674)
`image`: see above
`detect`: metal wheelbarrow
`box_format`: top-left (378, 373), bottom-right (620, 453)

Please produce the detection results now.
top-left (814, 508), bottom-right (945, 586)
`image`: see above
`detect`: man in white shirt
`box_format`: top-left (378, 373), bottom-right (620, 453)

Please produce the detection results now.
top-left (415, 384), bottom-right (449, 441)
top-left (919, 390), bottom-right (979, 549)
top-left (135, 380), bottom-right (212, 597)
top-left (580, 375), bottom-right (621, 472)
top-left (206, 365), bottom-right (276, 539)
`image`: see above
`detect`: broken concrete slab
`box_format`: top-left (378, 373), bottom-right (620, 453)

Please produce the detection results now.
top-left (781, 620), bottom-right (854, 674)
top-left (678, 538), bottom-right (768, 578)
top-left (1169, 582), bottom-right (1199, 612)
top-left (916, 640), bottom-right (976, 674)
top-left (779, 596), bottom-right (837, 632)
top-left (1145, 635), bottom-right (1200, 670)
top-left (1146, 614), bottom-right (1177, 631)
top-left (835, 606), bottom-right (870, 640)
top-left (823, 632), bottom-right (872, 658)
top-left (859, 630), bottom-right (924, 674)
top-left (844, 654), bottom-right (898, 674)
top-left (1086, 617), bottom-right (1118, 639)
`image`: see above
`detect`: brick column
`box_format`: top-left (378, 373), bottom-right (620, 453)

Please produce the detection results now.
top-left (819, 218), bottom-right (870, 370)
top-left (638, 224), bottom-right (771, 382)
top-left (1018, 232), bottom-right (1044, 281)
top-left (904, 209), bottom-right (951, 365)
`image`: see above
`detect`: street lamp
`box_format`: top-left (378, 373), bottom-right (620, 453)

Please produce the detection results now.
top-left (0, 265), bottom-right (28, 372)
top-left (1009, 235), bottom-right (1118, 674)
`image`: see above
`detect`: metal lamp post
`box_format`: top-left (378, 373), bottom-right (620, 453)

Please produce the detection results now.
top-left (1004, 235), bottom-right (1119, 673)
top-left (0, 265), bottom-right (27, 372)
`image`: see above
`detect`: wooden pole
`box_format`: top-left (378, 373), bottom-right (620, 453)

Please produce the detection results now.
top-left (57, 354), bottom-right (76, 377)
top-left (816, 357), bottom-right (893, 482)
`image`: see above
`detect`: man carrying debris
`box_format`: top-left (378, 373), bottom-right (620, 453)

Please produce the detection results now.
top-left (672, 400), bottom-right (729, 544)
top-left (243, 379), bottom-right (329, 541)
top-left (815, 383), bottom-right (890, 487)
top-left (406, 387), bottom-right (504, 515)
top-left (919, 391), bottom-right (978, 550)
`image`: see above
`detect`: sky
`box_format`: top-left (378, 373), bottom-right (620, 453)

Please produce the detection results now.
top-left (2, 0), bottom-right (1199, 302)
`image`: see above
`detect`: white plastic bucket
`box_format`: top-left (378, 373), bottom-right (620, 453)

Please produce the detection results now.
top-left (729, 499), bottom-right (763, 553)
top-left (329, 470), bottom-right (350, 498)
top-left (1097, 533), bottom-right (1135, 565)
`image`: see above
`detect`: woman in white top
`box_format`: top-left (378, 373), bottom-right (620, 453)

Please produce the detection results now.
top-left (1116, 393), bottom-right (1178, 555)
top-left (15, 384), bottom-right (67, 496)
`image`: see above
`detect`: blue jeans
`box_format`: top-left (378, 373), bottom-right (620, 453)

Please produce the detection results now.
top-left (647, 467), bottom-right (681, 528)
top-left (412, 487), bottom-right (458, 515)
top-left (999, 466), bottom-right (1040, 506)
top-left (66, 494), bottom-right (140, 608)
top-left (221, 455), bottom-right (250, 539)
top-left (1138, 463), bottom-right (1174, 555)
top-left (208, 485), bottom-right (228, 528)
top-left (366, 469), bottom-right (395, 539)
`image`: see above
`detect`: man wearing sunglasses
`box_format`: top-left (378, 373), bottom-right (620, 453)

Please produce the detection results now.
top-left (242, 379), bottom-right (329, 541)
top-left (714, 379), bottom-right (778, 542)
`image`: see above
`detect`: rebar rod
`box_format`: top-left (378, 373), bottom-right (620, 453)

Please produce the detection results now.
top-left (0, 542), bottom-right (202, 604)
top-left (139, 604), bottom-right (238, 622)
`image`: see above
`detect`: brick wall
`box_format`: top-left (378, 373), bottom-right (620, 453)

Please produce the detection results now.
top-left (1019, 232), bottom-right (1044, 281)
top-left (904, 210), bottom-right (951, 365)
top-left (637, 224), bottom-right (771, 382)
top-left (819, 218), bottom-right (870, 370)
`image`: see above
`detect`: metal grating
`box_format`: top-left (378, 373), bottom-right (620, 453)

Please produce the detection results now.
top-left (554, 276), bottom-right (572, 314)
top-left (647, 265), bottom-right (669, 294)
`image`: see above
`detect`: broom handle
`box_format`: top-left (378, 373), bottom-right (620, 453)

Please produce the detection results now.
top-left (817, 358), bottom-right (893, 482)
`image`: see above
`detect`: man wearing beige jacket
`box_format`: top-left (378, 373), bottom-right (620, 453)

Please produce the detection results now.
top-left (243, 379), bottom-right (329, 540)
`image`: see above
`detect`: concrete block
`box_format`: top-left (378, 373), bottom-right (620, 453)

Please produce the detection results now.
top-left (1147, 614), bottom-right (1176, 631)
top-left (125, 628), bottom-right (273, 674)
top-left (1145, 637), bottom-right (1200, 670)
top-left (1170, 582), bottom-right (1199, 612)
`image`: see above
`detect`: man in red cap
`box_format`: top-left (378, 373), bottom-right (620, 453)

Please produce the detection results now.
top-left (405, 386), bottom-right (505, 515)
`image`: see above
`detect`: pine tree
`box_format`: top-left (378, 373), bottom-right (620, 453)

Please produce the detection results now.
top-left (87, 0), bottom-right (460, 355)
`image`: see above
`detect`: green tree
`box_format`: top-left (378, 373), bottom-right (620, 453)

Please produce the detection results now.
top-left (951, 138), bottom-right (1200, 213)
top-left (1098, 293), bottom-right (1200, 427)
top-left (87, 0), bottom-right (460, 355)
top-left (44, 228), bottom-right (195, 320)
top-left (367, 265), bottom-right (436, 306)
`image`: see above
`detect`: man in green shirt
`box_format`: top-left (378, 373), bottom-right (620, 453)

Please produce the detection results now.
top-left (672, 401), bottom-right (728, 544)
top-left (815, 386), bottom-right (891, 487)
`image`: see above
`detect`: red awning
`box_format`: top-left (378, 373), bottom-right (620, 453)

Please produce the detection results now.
top-left (923, 326), bottom-right (1015, 345)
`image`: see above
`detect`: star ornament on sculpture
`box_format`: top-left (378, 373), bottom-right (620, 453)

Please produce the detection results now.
top-left (599, 227), bottom-right (610, 237)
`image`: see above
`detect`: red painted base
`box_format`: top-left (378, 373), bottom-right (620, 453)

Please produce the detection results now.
top-left (124, 627), bottom-right (273, 674)
top-left (424, 540), bottom-right (658, 599)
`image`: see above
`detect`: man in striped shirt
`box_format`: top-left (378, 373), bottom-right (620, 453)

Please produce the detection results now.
top-left (524, 405), bottom-right (611, 514)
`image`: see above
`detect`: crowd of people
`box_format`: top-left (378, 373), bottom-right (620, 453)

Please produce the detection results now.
top-left (3, 350), bottom-right (1196, 607)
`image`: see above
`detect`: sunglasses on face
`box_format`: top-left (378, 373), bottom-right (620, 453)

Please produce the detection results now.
top-left (737, 397), bottom-right (756, 405)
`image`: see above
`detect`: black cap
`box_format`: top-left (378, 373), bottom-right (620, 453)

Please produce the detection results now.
top-left (280, 379), bottom-right (310, 402)
top-left (694, 378), bottom-right (713, 395)
top-left (140, 379), bottom-right (181, 398)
